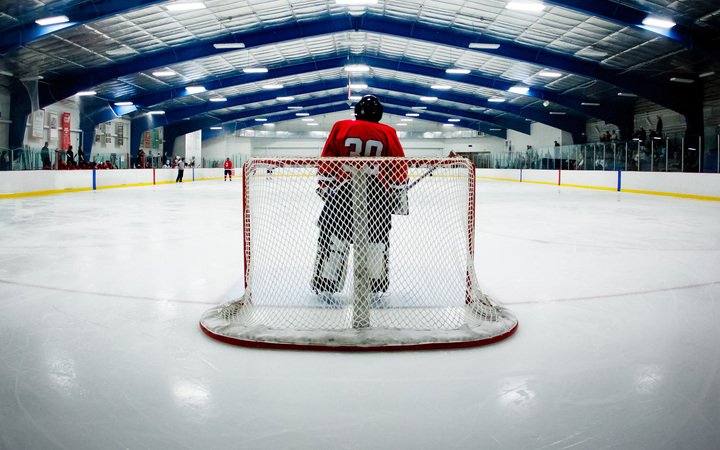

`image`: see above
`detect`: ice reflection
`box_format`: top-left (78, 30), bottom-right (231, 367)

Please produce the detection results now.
top-left (635, 364), bottom-right (663, 395)
top-left (498, 377), bottom-right (536, 410)
top-left (172, 378), bottom-right (210, 410)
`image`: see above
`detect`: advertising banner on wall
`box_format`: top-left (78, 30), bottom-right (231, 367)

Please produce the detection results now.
top-left (143, 131), bottom-right (151, 149)
top-left (116, 123), bottom-right (124, 146)
top-left (32, 110), bottom-right (44, 138)
top-left (48, 112), bottom-right (58, 142)
top-left (61, 112), bottom-right (71, 150)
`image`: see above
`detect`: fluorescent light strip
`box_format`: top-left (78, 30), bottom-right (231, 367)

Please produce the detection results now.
top-left (699, 71), bottom-right (715, 79)
top-left (420, 96), bottom-right (438, 102)
top-left (35, 16), bottom-right (69, 26)
top-left (349, 83), bottom-right (368, 89)
top-left (306, 122), bottom-right (319, 126)
top-left (443, 124), bottom-right (455, 127)
top-left (243, 67), bottom-right (268, 73)
top-left (411, 106), bottom-right (427, 110)
top-left (213, 43), bottom-right (245, 49)
top-left (488, 97), bottom-right (505, 102)
top-left (490, 128), bottom-right (502, 131)
top-left (506, 2), bottom-right (546, 12)
top-left (670, 77), bottom-right (694, 84)
top-left (276, 96), bottom-right (295, 101)
top-left (405, 113), bottom-right (420, 117)
top-left (580, 102), bottom-right (600, 106)
top-left (617, 92), bottom-right (638, 97)
top-left (538, 70), bottom-right (562, 78)
top-left (209, 97), bottom-right (227, 102)
top-left (296, 113), bottom-right (310, 116)
top-left (76, 91), bottom-right (96, 96)
top-left (508, 86), bottom-right (529, 94)
top-left (301, 118), bottom-right (315, 122)
top-left (261, 84), bottom-right (283, 90)
top-left (166, 2), bottom-right (206, 11)
top-left (114, 101), bottom-right (134, 106)
top-left (148, 111), bottom-right (165, 115)
top-left (349, 95), bottom-right (362, 101)
top-left (210, 126), bottom-right (222, 130)
top-left (185, 86), bottom-right (206, 94)
top-left (448, 118), bottom-right (461, 122)
top-left (446, 68), bottom-right (470, 74)
top-left (469, 43), bottom-right (500, 49)
top-left (288, 106), bottom-right (304, 110)
top-left (344, 64), bottom-right (370, 72)
top-left (549, 111), bottom-right (566, 115)
top-left (152, 70), bottom-right (175, 77)
top-left (400, 118), bottom-right (413, 122)
top-left (642, 17), bottom-right (676, 29)
top-left (431, 85), bottom-right (452, 90)
top-left (255, 118), bottom-right (267, 122)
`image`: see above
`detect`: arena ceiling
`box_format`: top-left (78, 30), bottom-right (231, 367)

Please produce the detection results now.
top-left (1, 0), bottom-right (718, 150)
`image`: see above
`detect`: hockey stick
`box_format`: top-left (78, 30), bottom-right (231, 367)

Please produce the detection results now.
top-left (407, 164), bottom-right (441, 190)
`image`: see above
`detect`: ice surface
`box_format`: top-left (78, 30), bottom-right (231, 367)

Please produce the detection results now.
top-left (1, 179), bottom-right (719, 449)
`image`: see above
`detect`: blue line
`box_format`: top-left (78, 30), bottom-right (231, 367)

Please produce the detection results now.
top-left (92, 169), bottom-right (96, 190)
top-left (192, 167), bottom-right (195, 181)
top-left (617, 170), bottom-right (621, 192)
top-left (520, 168), bottom-right (523, 182)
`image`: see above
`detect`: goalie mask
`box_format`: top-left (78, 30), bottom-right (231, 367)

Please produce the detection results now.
top-left (354, 95), bottom-right (383, 123)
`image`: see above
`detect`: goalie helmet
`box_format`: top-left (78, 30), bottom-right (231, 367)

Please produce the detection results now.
top-left (354, 95), bottom-right (383, 123)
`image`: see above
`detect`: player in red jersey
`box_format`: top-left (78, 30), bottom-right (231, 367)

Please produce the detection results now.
top-left (312, 95), bottom-right (408, 301)
top-left (223, 157), bottom-right (233, 181)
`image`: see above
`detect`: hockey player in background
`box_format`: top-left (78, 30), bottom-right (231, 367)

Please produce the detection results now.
top-left (311, 95), bottom-right (408, 302)
top-left (223, 157), bottom-right (233, 181)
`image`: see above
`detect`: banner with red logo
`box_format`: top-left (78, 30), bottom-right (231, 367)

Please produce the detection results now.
top-left (61, 112), bottom-right (71, 150)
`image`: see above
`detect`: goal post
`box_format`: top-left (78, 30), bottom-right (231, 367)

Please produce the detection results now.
top-left (200, 157), bottom-right (518, 350)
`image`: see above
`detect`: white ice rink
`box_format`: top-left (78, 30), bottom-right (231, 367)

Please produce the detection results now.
top-left (1, 178), bottom-right (719, 449)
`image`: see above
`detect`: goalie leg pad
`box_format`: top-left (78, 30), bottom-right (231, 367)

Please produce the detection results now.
top-left (366, 242), bottom-right (389, 293)
top-left (312, 234), bottom-right (350, 294)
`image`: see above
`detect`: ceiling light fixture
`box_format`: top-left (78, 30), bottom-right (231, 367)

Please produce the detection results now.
top-left (255, 118), bottom-right (267, 122)
top-left (549, 111), bottom-right (566, 115)
top-left (508, 86), bottom-right (529, 95)
top-left (488, 97), bottom-right (506, 102)
top-left (152, 70), bottom-right (175, 77)
top-left (401, 118), bottom-right (414, 122)
top-left (468, 43), bottom-right (500, 49)
top-left (642, 17), bottom-right (676, 29)
top-left (349, 95), bottom-right (362, 101)
top-left (431, 84), bottom-right (452, 90)
top-left (538, 70), bottom-right (562, 78)
top-left (75, 91), bottom-right (97, 96)
top-left (349, 83), bottom-right (368, 89)
top-left (210, 126), bottom-right (222, 130)
top-left (209, 97), bottom-right (227, 102)
top-left (420, 96), bottom-right (438, 102)
top-left (185, 86), bottom-right (206, 94)
top-left (288, 106), bottom-right (303, 110)
top-left (446, 68), bottom-right (471, 74)
top-left (344, 64), bottom-right (370, 73)
top-left (405, 113), bottom-right (420, 117)
top-left (580, 102), bottom-right (600, 106)
top-left (448, 118), bottom-right (461, 122)
top-left (213, 43), bottom-right (245, 49)
top-left (148, 111), bottom-right (165, 115)
top-left (306, 122), bottom-right (319, 126)
top-left (301, 118), bottom-right (315, 122)
top-left (276, 96), bottom-right (295, 101)
top-left (670, 77), bottom-right (694, 84)
top-left (35, 16), bottom-right (70, 26)
top-left (490, 128), bottom-right (502, 131)
top-left (166, 2), bottom-right (206, 11)
top-left (443, 123), bottom-right (455, 127)
top-left (506, 2), bottom-right (546, 12)
top-left (411, 106), bottom-right (427, 110)
top-left (617, 92), bottom-right (638, 97)
top-left (296, 112), bottom-right (310, 116)
top-left (114, 101), bottom-right (134, 106)
top-left (699, 71), bottom-right (715, 78)
top-left (261, 84), bottom-right (283, 90)
top-left (243, 68), bottom-right (268, 73)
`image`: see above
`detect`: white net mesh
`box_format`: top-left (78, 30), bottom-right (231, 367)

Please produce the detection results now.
top-left (200, 157), bottom-right (517, 349)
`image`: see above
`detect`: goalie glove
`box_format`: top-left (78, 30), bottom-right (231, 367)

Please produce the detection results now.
top-left (316, 175), bottom-right (337, 200)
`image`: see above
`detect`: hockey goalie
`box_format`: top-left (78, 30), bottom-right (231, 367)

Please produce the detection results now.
top-left (311, 95), bottom-right (408, 302)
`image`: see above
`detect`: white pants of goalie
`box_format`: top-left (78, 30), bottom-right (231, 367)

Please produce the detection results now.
top-left (312, 233), bottom-right (389, 295)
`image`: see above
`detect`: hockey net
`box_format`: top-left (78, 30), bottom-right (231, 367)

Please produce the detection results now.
top-left (200, 157), bottom-right (517, 350)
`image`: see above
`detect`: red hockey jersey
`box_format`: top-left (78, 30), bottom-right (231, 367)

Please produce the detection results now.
top-left (319, 120), bottom-right (407, 185)
top-left (224, 160), bottom-right (232, 169)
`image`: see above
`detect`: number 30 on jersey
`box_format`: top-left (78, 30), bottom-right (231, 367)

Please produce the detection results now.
top-left (345, 138), bottom-right (384, 157)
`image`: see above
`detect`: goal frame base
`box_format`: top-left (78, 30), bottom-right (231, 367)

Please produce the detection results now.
top-left (199, 303), bottom-right (519, 351)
